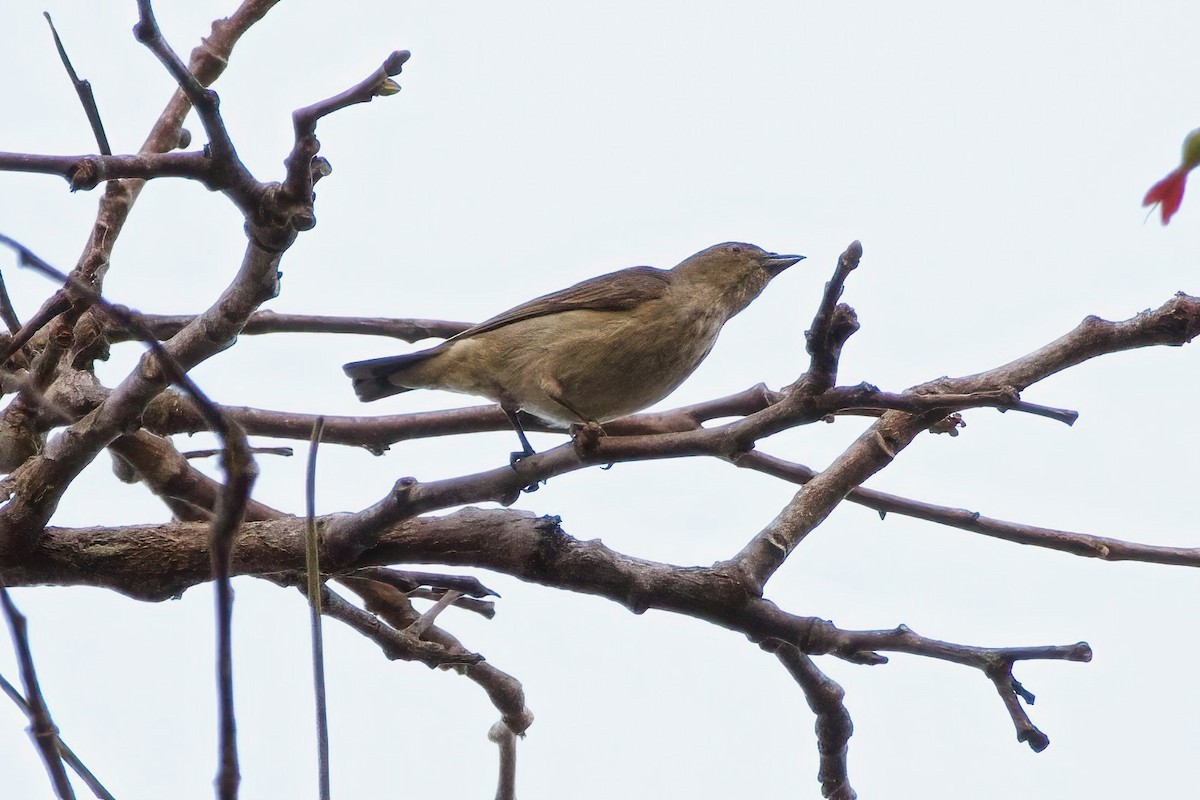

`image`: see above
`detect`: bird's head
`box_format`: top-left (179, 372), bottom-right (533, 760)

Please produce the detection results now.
top-left (672, 242), bottom-right (805, 316)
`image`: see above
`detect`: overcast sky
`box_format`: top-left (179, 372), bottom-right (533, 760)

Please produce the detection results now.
top-left (1, 2), bottom-right (1198, 798)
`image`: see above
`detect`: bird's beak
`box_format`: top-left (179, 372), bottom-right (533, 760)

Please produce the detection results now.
top-left (763, 253), bottom-right (805, 276)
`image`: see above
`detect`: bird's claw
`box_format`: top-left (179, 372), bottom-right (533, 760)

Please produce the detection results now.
top-left (509, 451), bottom-right (544, 493)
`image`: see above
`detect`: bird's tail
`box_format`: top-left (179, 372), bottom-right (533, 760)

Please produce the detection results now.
top-left (343, 351), bottom-right (437, 402)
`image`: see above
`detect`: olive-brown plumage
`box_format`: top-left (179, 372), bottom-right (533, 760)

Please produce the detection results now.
top-left (344, 242), bottom-right (803, 455)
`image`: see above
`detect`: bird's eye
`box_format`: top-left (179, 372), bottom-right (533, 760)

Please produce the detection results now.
top-left (728, 244), bottom-right (744, 255)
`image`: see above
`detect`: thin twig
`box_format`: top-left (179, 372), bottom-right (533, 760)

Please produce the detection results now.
top-left (407, 589), bottom-right (464, 637)
top-left (293, 52), bottom-right (410, 137)
top-left (133, 1), bottom-right (237, 166)
top-left (280, 50), bottom-right (410, 231)
top-left (0, 293), bottom-right (71, 364)
top-left (405, 588), bottom-right (496, 619)
top-left (0, 672), bottom-right (116, 800)
top-left (774, 645), bottom-right (855, 800)
top-left (738, 450), bottom-right (1200, 566)
top-left (0, 270), bottom-right (23, 333)
top-left (988, 665), bottom-right (1049, 751)
top-left (119, 309), bottom-right (471, 342)
top-left (305, 418), bottom-right (330, 800)
top-left (488, 720), bottom-right (518, 800)
top-left (0, 578), bottom-right (75, 799)
top-left (43, 13), bottom-right (112, 156)
top-left (338, 576), bottom-right (534, 734)
top-left (352, 566), bottom-right (499, 598)
top-left (1000, 399), bottom-right (1079, 425)
top-left (183, 446), bottom-right (293, 459)
top-left (318, 584), bottom-right (484, 667)
top-left (802, 240), bottom-right (863, 392)
top-left (130, 0), bottom-right (269, 226)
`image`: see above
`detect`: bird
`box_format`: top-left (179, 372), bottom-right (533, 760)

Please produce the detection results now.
top-left (344, 241), bottom-right (804, 462)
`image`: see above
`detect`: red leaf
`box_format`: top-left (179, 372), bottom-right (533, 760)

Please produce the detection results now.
top-left (1143, 168), bottom-right (1188, 224)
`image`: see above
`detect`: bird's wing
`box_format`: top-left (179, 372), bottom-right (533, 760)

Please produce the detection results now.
top-left (452, 266), bottom-right (671, 340)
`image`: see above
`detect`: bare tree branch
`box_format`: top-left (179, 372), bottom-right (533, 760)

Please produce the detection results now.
top-left (801, 240), bottom-right (863, 393)
top-left (0, 269), bottom-right (23, 334)
top-left (315, 288), bottom-right (1198, 563)
top-left (43, 13), bottom-right (112, 156)
top-left (0, 508), bottom-right (1084, 742)
top-left (110, 431), bottom-right (283, 523)
top-left (0, 228), bottom-right (259, 800)
top-left (774, 645), bottom-right (855, 800)
top-left (339, 575), bottom-right (533, 734)
top-left (116, 309), bottom-right (472, 343)
top-left (0, 579), bottom-right (75, 799)
top-left (281, 51), bottom-right (410, 230)
top-left (317, 583), bottom-right (486, 669)
top-left (0, 0), bottom-right (284, 377)
top-left (0, 150), bottom-right (214, 191)
top-left (488, 719), bottom-right (518, 800)
top-left (352, 566), bottom-right (500, 599)
top-left (0, 671), bottom-right (116, 800)
top-left (182, 446), bottom-right (293, 459)
top-left (729, 292), bottom-right (1200, 592)
top-left (738, 450), bottom-right (1200, 567)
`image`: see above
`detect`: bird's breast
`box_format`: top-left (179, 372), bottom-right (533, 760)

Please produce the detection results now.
top-left (536, 305), bottom-right (725, 421)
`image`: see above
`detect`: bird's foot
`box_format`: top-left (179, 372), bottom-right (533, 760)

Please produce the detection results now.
top-left (509, 450), bottom-right (544, 493)
top-left (570, 420), bottom-right (606, 457)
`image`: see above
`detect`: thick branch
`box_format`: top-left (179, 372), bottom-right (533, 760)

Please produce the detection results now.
top-left (0, 507), bottom-right (1093, 750)
top-left (0, 509), bottom-right (1079, 662)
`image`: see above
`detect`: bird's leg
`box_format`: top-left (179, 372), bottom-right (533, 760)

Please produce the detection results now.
top-left (548, 392), bottom-right (613, 469)
top-left (503, 407), bottom-right (536, 464)
top-left (503, 407), bottom-right (543, 493)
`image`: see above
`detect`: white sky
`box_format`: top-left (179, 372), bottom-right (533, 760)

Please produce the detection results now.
top-left (1, 1), bottom-right (1198, 798)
